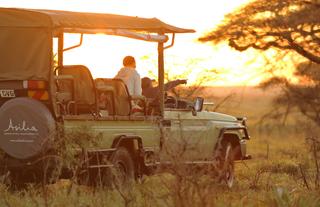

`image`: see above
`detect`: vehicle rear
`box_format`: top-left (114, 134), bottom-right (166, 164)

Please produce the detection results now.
top-left (0, 9), bottom-right (57, 180)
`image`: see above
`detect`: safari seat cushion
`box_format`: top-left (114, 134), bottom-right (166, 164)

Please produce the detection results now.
top-left (58, 65), bottom-right (96, 113)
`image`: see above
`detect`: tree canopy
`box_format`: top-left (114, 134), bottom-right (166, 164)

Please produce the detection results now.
top-left (199, 0), bottom-right (320, 64)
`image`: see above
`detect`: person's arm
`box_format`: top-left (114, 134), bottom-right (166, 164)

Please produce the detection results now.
top-left (164, 79), bottom-right (187, 91)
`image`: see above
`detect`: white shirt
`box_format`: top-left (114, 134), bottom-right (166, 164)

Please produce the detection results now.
top-left (114, 67), bottom-right (142, 96)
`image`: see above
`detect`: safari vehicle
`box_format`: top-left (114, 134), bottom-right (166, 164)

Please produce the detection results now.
top-left (0, 8), bottom-right (251, 187)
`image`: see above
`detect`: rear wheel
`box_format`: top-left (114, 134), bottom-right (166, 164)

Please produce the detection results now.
top-left (111, 147), bottom-right (135, 187)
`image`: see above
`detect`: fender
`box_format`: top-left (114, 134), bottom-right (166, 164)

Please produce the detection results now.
top-left (111, 135), bottom-right (146, 177)
top-left (214, 126), bottom-right (250, 161)
top-left (111, 134), bottom-right (143, 149)
top-left (217, 126), bottom-right (250, 141)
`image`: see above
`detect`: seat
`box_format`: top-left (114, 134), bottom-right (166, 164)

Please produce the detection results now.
top-left (57, 65), bottom-right (97, 114)
top-left (95, 78), bottom-right (131, 116)
top-left (95, 79), bottom-right (115, 115)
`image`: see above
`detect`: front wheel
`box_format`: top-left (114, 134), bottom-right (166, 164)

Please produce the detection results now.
top-left (217, 142), bottom-right (235, 188)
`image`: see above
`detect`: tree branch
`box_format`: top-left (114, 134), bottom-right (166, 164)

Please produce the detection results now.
top-left (285, 36), bottom-right (320, 64)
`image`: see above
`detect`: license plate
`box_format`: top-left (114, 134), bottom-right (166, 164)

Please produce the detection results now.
top-left (0, 90), bottom-right (15, 98)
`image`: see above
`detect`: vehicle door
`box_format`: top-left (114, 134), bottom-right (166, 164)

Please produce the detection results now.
top-left (162, 109), bottom-right (214, 162)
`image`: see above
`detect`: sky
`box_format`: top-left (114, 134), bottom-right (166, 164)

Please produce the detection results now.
top-left (0, 0), bottom-right (268, 86)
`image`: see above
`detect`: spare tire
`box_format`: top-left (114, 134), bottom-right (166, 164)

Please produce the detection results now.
top-left (0, 98), bottom-right (55, 159)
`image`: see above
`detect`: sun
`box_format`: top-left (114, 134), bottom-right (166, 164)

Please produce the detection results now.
top-left (0, 0), bottom-right (263, 86)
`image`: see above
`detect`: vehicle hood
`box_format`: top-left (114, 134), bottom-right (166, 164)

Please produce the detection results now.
top-left (197, 111), bottom-right (237, 122)
top-left (164, 110), bottom-right (238, 122)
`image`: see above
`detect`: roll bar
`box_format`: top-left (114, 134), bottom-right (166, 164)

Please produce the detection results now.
top-left (57, 30), bottom-right (177, 117)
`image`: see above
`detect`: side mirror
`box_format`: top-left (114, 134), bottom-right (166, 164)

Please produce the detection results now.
top-left (192, 97), bottom-right (204, 116)
top-left (194, 97), bottom-right (204, 112)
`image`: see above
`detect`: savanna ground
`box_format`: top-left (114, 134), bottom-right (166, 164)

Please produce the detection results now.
top-left (0, 86), bottom-right (319, 207)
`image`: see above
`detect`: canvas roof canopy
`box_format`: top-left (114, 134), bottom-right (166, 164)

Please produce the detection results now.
top-left (0, 8), bottom-right (194, 81)
top-left (0, 8), bottom-right (195, 34)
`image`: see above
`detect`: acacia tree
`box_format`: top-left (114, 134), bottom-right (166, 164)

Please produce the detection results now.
top-left (199, 0), bottom-right (320, 64)
top-left (200, 0), bottom-right (320, 126)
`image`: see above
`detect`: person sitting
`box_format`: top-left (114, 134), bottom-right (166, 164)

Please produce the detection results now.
top-left (115, 56), bottom-right (144, 115)
top-left (141, 77), bottom-right (187, 99)
top-left (114, 56), bottom-right (142, 96)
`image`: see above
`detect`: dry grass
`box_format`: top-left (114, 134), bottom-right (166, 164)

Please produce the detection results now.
top-left (1, 86), bottom-right (320, 207)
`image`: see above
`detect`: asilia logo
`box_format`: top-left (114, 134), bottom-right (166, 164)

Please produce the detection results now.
top-left (3, 118), bottom-right (38, 136)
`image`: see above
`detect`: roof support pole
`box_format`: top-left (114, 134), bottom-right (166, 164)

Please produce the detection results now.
top-left (58, 33), bottom-right (64, 67)
top-left (63, 34), bottom-right (83, 52)
top-left (158, 33), bottom-right (175, 117)
top-left (158, 38), bottom-right (165, 117)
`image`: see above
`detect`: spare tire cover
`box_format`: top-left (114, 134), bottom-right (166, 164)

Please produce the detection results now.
top-left (0, 97), bottom-right (55, 159)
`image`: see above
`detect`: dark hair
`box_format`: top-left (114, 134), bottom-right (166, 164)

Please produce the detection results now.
top-left (141, 77), bottom-right (152, 89)
top-left (123, 56), bottom-right (136, 67)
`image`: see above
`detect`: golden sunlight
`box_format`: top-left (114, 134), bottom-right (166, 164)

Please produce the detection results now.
top-left (0, 0), bottom-right (279, 86)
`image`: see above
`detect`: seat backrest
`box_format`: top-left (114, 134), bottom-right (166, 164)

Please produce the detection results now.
top-left (95, 78), bottom-right (115, 115)
top-left (58, 65), bottom-right (96, 114)
top-left (95, 78), bottom-right (131, 116)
